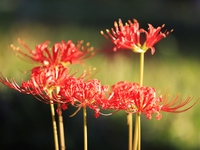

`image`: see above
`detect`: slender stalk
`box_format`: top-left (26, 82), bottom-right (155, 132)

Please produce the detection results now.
top-left (139, 52), bottom-right (144, 86)
top-left (50, 102), bottom-right (59, 150)
top-left (58, 104), bottom-right (66, 150)
top-left (133, 52), bottom-right (144, 150)
top-left (128, 113), bottom-right (133, 150)
top-left (133, 113), bottom-right (138, 150)
top-left (137, 114), bottom-right (141, 150)
top-left (83, 107), bottom-right (88, 150)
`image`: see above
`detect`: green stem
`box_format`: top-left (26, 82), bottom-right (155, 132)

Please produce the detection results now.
top-left (128, 113), bottom-right (133, 150)
top-left (133, 52), bottom-right (144, 150)
top-left (50, 103), bottom-right (59, 150)
top-left (58, 104), bottom-right (66, 150)
top-left (83, 107), bottom-right (88, 150)
top-left (133, 114), bottom-right (138, 150)
top-left (137, 114), bottom-right (141, 150)
top-left (139, 52), bottom-right (144, 86)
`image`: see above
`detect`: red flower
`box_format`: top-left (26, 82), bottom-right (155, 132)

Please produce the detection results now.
top-left (0, 65), bottom-right (74, 103)
top-left (0, 65), bottom-right (109, 117)
top-left (10, 38), bottom-right (95, 66)
top-left (106, 81), bottom-right (196, 120)
top-left (21, 65), bottom-right (72, 102)
top-left (65, 79), bottom-right (109, 118)
top-left (101, 19), bottom-right (172, 54)
top-left (106, 81), bottom-right (162, 119)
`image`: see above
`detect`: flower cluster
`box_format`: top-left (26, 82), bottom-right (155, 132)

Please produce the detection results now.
top-left (99, 19), bottom-right (196, 120)
top-left (0, 39), bottom-right (107, 117)
top-left (10, 38), bottom-right (95, 66)
top-left (103, 81), bottom-right (195, 120)
top-left (0, 19), bottom-right (196, 120)
top-left (106, 81), bottom-right (162, 119)
top-left (101, 19), bottom-right (173, 54)
top-left (0, 18), bottom-right (198, 150)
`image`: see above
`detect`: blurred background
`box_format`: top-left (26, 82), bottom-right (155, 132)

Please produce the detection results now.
top-left (0, 0), bottom-right (200, 149)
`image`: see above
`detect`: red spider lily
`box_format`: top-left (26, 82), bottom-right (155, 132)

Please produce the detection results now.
top-left (106, 81), bottom-right (196, 120)
top-left (23, 70), bottom-right (109, 117)
top-left (101, 19), bottom-right (173, 54)
top-left (10, 38), bottom-right (95, 66)
top-left (22, 67), bottom-right (98, 115)
top-left (21, 65), bottom-right (73, 102)
top-left (0, 65), bottom-right (71, 103)
top-left (30, 65), bottom-right (69, 89)
top-left (0, 65), bottom-right (109, 117)
top-left (65, 79), bottom-right (109, 118)
top-left (106, 81), bottom-right (162, 119)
